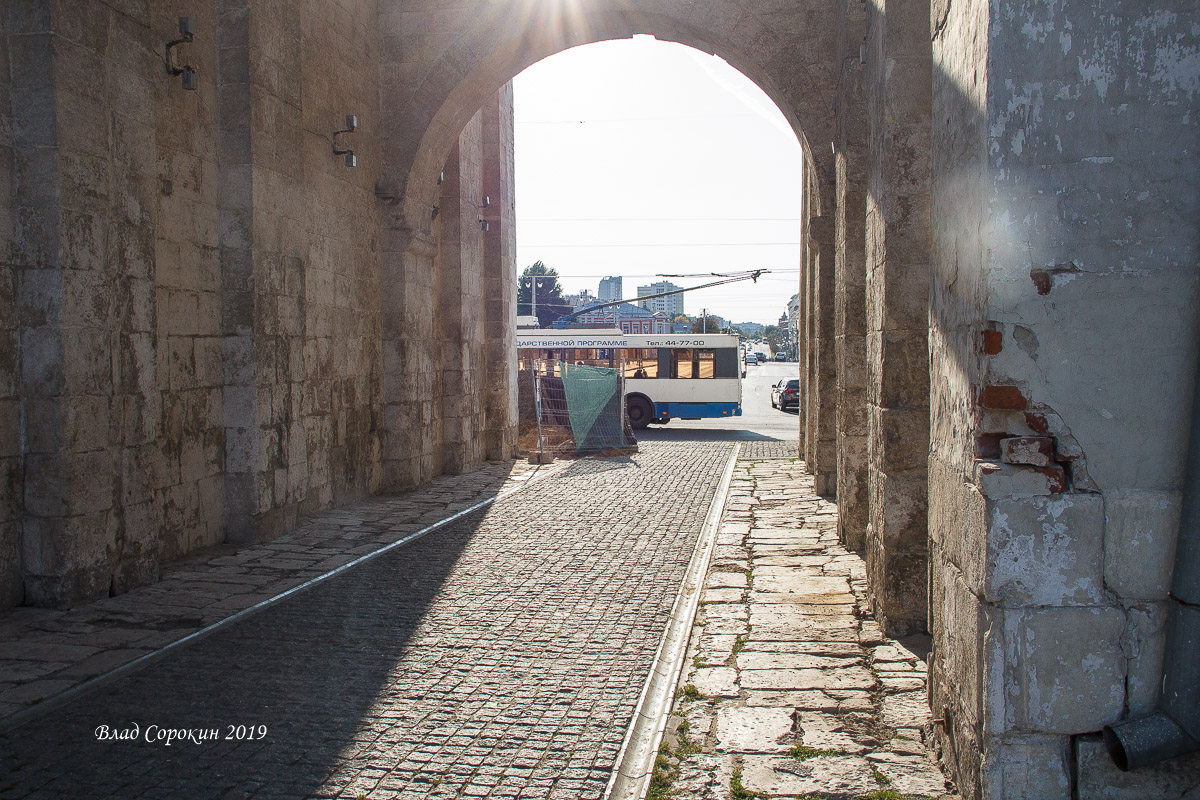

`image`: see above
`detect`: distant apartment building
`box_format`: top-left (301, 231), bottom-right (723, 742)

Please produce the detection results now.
top-left (565, 289), bottom-right (595, 309)
top-left (597, 276), bottom-right (622, 302)
top-left (736, 321), bottom-right (765, 337)
top-left (637, 281), bottom-right (684, 315)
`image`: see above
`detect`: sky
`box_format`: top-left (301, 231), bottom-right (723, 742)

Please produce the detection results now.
top-left (512, 36), bottom-right (805, 327)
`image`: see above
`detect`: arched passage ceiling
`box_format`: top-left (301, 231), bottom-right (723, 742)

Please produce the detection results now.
top-left (376, 0), bottom-right (840, 234)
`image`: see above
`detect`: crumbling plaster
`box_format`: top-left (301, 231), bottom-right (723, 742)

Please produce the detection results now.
top-left (930, 0), bottom-right (1200, 798)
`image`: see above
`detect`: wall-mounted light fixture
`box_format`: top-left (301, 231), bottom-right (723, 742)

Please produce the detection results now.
top-left (165, 17), bottom-right (198, 90)
top-left (479, 219), bottom-right (490, 232)
top-left (437, 171), bottom-right (445, 185)
top-left (332, 115), bottom-right (358, 167)
top-left (479, 196), bottom-right (491, 208)
top-left (431, 205), bottom-right (439, 220)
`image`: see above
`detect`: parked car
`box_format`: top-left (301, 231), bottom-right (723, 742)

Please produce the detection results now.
top-left (775, 352), bottom-right (787, 361)
top-left (771, 378), bottom-right (800, 410)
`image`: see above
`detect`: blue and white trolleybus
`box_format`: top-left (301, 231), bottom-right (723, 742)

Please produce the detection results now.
top-left (516, 329), bottom-right (743, 428)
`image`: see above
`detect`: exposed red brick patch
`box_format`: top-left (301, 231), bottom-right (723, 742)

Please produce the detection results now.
top-left (1024, 412), bottom-right (1050, 435)
top-left (980, 385), bottom-right (1027, 410)
top-left (1031, 270), bottom-right (1052, 295)
top-left (1000, 436), bottom-right (1055, 467)
top-left (1033, 464), bottom-right (1068, 493)
top-left (982, 330), bottom-right (1003, 355)
top-left (974, 433), bottom-right (1004, 459)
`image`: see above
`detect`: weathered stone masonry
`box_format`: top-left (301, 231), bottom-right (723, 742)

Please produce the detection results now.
top-left (3, 0), bottom-right (518, 611)
top-left (2, 2), bottom-right (1198, 799)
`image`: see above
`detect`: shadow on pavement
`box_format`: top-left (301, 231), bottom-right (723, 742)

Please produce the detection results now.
top-left (0, 508), bottom-right (487, 798)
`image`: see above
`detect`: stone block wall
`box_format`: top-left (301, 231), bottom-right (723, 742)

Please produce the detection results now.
top-left (13, 0), bottom-right (169, 605)
top-left (0, 6), bottom-right (18, 608)
top-left (864, 0), bottom-right (932, 635)
top-left (833, 0), bottom-right (868, 553)
top-left (436, 113), bottom-right (486, 476)
top-left (929, 1), bottom-right (1200, 797)
top-left (3, 0), bottom-right (518, 610)
top-left (154, 2), bottom-right (223, 565)
top-left (481, 84), bottom-right (518, 462)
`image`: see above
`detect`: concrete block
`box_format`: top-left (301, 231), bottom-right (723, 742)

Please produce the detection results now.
top-left (1104, 489), bottom-right (1180, 601)
top-left (167, 335), bottom-right (196, 390)
top-left (872, 406), bottom-right (929, 472)
top-left (929, 457), bottom-right (988, 593)
top-left (982, 734), bottom-right (1071, 800)
top-left (986, 493), bottom-right (1105, 606)
top-left (976, 460), bottom-right (1065, 498)
top-left (1005, 606), bottom-right (1126, 734)
top-left (20, 326), bottom-right (63, 396)
top-left (1120, 601), bottom-right (1168, 716)
top-left (62, 327), bottom-right (112, 395)
top-left (24, 451), bottom-right (114, 516)
top-left (0, 400), bottom-right (21, 457)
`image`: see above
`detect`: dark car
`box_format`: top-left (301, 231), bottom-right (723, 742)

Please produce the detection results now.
top-left (755, 352), bottom-right (767, 364)
top-left (771, 378), bottom-right (800, 410)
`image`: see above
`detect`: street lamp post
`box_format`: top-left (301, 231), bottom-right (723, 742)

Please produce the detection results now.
top-left (525, 275), bottom-right (551, 326)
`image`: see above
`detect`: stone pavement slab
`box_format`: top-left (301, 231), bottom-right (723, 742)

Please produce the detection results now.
top-left (652, 455), bottom-right (960, 800)
top-left (0, 442), bottom-right (733, 799)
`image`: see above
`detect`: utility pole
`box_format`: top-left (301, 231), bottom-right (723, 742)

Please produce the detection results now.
top-left (526, 275), bottom-right (550, 324)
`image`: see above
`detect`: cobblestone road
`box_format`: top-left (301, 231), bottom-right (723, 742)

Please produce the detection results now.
top-left (1, 442), bottom-right (734, 800)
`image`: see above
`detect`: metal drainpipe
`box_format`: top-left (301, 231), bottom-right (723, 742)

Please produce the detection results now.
top-left (1103, 358), bottom-right (1200, 771)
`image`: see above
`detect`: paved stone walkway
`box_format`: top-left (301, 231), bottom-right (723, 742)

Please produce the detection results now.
top-left (652, 455), bottom-right (959, 800)
top-left (0, 443), bottom-right (733, 799)
top-left (0, 459), bottom-right (548, 725)
top-left (0, 440), bottom-right (958, 800)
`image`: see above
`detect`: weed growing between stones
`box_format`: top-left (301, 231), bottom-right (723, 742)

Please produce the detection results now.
top-left (789, 743), bottom-right (848, 760)
top-left (679, 683), bottom-right (704, 700)
top-left (646, 739), bottom-right (678, 800)
top-left (730, 767), bottom-right (766, 799)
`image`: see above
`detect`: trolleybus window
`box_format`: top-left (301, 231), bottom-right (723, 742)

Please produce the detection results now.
top-left (624, 348), bottom-right (658, 379)
top-left (671, 349), bottom-right (716, 379)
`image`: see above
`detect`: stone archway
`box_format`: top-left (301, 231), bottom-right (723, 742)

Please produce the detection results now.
top-left (372, 1), bottom-right (842, 491)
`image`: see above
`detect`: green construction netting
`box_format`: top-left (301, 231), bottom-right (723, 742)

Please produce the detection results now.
top-left (558, 361), bottom-right (633, 454)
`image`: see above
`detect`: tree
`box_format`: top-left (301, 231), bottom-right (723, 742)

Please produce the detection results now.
top-left (516, 261), bottom-right (571, 327)
top-left (761, 324), bottom-right (786, 353)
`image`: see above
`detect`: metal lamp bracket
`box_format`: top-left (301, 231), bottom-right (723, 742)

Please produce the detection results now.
top-left (165, 17), bottom-right (197, 90)
top-left (333, 115), bottom-right (358, 167)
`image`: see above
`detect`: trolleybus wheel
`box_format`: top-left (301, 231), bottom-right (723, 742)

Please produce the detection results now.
top-left (626, 395), bottom-right (653, 430)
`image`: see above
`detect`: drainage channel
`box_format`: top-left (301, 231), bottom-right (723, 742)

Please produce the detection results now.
top-left (605, 442), bottom-right (742, 800)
